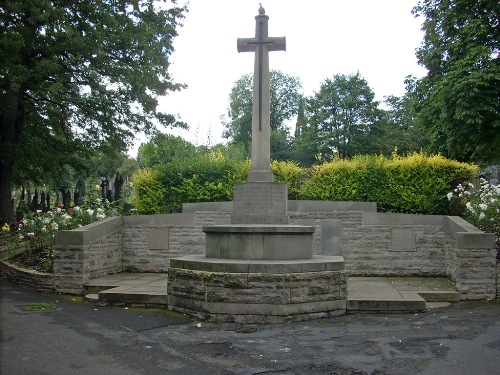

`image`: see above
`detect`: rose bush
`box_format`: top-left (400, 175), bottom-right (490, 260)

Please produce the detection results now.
top-left (1, 190), bottom-right (121, 272)
top-left (448, 178), bottom-right (500, 262)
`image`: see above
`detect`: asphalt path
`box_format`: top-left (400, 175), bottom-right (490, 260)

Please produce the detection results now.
top-left (1, 279), bottom-right (499, 375)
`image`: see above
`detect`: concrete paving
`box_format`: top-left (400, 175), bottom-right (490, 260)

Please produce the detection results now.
top-left (84, 273), bottom-right (460, 313)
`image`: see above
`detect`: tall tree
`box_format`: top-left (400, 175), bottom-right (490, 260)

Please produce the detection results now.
top-left (307, 73), bottom-right (380, 159)
top-left (380, 75), bottom-right (430, 155)
top-left (292, 97), bottom-right (318, 167)
top-left (413, 0), bottom-right (500, 163)
top-left (138, 133), bottom-right (196, 168)
top-left (0, 0), bottom-right (187, 221)
top-left (222, 70), bottom-right (302, 160)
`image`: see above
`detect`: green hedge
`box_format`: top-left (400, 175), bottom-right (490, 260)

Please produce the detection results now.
top-left (299, 153), bottom-right (478, 214)
top-left (131, 152), bottom-right (478, 215)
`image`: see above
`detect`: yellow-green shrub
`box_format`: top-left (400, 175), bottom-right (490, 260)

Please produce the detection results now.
top-left (130, 168), bottom-right (167, 214)
top-left (299, 152), bottom-right (478, 214)
top-left (271, 160), bottom-right (307, 199)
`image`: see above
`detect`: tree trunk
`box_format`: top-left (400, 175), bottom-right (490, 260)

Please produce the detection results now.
top-left (0, 163), bottom-right (13, 222)
top-left (0, 88), bottom-right (23, 222)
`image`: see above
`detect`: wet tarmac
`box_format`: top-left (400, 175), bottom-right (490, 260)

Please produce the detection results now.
top-left (1, 279), bottom-right (499, 375)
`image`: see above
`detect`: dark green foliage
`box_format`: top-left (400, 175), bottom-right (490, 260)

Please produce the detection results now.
top-left (412, 0), bottom-right (500, 163)
top-left (306, 73), bottom-right (383, 160)
top-left (222, 70), bottom-right (302, 160)
top-left (0, 0), bottom-right (187, 221)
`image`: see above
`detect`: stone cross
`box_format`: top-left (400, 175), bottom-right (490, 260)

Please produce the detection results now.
top-left (237, 4), bottom-right (285, 182)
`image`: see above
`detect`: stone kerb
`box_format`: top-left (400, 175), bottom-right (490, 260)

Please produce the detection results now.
top-left (445, 216), bottom-right (497, 300)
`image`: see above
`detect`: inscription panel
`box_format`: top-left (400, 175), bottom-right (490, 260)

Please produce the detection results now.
top-left (150, 227), bottom-right (169, 250)
top-left (391, 228), bottom-right (415, 252)
top-left (233, 182), bottom-right (287, 215)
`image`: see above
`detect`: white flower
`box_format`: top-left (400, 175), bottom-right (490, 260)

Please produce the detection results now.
top-left (51, 222), bottom-right (59, 230)
top-left (479, 203), bottom-right (487, 211)
top-left (62, 214), bottom-right (72, 221)
top-left (96, 213), bottom-right (106, 220)
top-left (73, 206), bottom-right (81, 211)
top-left (36, 210), bottom-right (42, 213)
top-left (87, 209), bottom-right (95, 216)
top-left (19, 235), bottom-right (24, 240)
top-left (447, 192), bottom-right (453, 200)
top-left (459, 193), bottom-right (463, 197)
top-left (27, 232), bottom-right (35, 236)
top-left (466, 202), bottom-right (474, 211)
top-left (468, 182), bottom-right (475, 189)
top-left (479, 212), bottom-right (486, 220)
top-left (41, 227), bottom-right (47, 232)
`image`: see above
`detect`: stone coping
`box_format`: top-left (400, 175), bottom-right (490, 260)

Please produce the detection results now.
top-left (202, 224), bottom-right (315, 234)
top-left (183, 200), bottom-right (377, 213)
top-left (169, 255), bottom-right (345, 273)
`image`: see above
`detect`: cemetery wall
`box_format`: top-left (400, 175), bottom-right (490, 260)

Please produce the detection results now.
top-left (52, 201), bottom-right (497, 299)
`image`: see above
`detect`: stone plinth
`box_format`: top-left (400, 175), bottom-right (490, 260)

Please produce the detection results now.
top-left (168, 255), bottom-right (347, 323)
top-left (204, 224), bottom-right (314, 260)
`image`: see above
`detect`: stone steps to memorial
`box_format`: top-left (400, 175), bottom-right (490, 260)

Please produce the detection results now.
top-left (83, 274), bottom-right (459, 313)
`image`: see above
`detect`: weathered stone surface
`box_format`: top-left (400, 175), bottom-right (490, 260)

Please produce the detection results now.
top-left (167, 264), bottom-right (347, 323)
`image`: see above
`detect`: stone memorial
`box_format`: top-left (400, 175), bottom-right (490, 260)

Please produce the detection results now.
top-left (167, 5), bottom-right (346, 323)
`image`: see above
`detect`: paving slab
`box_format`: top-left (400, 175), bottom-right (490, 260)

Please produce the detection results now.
top-left (84, 273), bottom-right (459, 313)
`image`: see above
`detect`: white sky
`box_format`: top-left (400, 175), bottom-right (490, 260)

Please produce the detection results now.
top-left (129, 0), bottom-right (428, 156)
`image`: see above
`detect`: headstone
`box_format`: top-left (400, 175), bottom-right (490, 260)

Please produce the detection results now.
top-left (41, 191), bottom-right (46, 212)
top-left (75, 178), bottom-right (85, 205)
top-left (100, 179), bottom-right (107, 201)
top-left (114, 175), bottom-right (124, 201)
top-left (237, 4), bottom-right (285, 182)
top-left (33, 189), bottom-right (39, 210)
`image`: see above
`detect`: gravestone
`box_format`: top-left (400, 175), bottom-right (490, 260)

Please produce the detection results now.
top-left (75, 178), bottom-right (85, 205)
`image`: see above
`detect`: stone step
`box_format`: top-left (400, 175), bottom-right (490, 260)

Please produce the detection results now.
top-left (98, 287), bottom-right (168, 306)
top-left (85, 293), bottom-right (100, 303)
top-left (417, 290), bottom-right (461, 302)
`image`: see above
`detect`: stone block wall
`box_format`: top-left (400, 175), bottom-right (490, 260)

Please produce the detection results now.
top-left (167, 268), bottom-right (347, 323)
top-left (445, 216), bottom-right (497, 299)
top-left (52, 200), bottom-right (497, 299)
top-left (341, 213), bottom-right (448, 277)
top-left (122, 214), bottom-right (205, 272)
top-left (53, 217), bottom-right (123, 294)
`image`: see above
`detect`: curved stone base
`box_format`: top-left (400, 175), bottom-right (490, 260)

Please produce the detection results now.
top-left (167, 255), bottom-right (347, 323)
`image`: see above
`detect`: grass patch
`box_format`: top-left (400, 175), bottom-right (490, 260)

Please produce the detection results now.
top-left (22, 303), bottom-right (57, 311)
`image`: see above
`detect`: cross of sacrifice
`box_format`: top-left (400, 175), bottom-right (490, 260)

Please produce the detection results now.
top-left (237, 4), bottom-right (286, 182)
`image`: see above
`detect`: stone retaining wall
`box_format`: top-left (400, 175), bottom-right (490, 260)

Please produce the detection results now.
top-left (0, 261), bottom-right (54, 292)
top-left (52, 200), bottom-right (497, 299)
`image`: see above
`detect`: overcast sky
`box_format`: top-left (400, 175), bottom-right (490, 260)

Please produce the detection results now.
top-left (129, 0), bottom-right (428, 155)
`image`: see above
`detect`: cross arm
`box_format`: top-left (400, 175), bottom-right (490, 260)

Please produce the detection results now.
top-left (237, 38), bottom-right (257, 52)
top-left (266, 37), bottom-right (286, 52)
